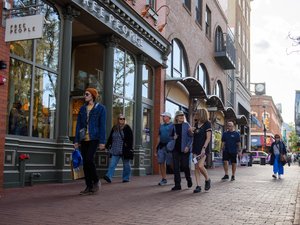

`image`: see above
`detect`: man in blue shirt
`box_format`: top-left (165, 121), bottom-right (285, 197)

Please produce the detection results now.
top-left (221, 121), bottom-right (241, 181)
top-left (155, 112), bottom-right (173, 185)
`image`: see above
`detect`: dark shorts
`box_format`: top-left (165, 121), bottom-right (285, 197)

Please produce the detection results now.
top-left (222, 151), bottom-right (237, 163)
top-left (157, 146), bottom-right (173, 165)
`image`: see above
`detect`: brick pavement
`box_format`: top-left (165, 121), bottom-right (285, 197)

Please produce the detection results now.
top-left (0, 164), bottom-right (300, 225)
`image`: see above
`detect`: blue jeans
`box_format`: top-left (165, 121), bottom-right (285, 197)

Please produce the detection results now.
top-left (106, 155), bottom-right (131, 181)
top-left (273, 154), bottom-right (284, 175)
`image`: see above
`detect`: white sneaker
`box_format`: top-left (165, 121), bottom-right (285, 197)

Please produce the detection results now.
top-left (278, 175), bottom-right (281, 179)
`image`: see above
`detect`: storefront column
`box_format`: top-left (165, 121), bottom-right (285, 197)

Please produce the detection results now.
top-left (58, 6), bottom-right (79, 142)
top-left (133, 54), bottom-right (147, 176)
top-left (103, 35), bottom-right (120, 134)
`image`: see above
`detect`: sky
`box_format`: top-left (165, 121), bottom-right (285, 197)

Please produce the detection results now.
top-left (251, 0), bottom-right (300, 124)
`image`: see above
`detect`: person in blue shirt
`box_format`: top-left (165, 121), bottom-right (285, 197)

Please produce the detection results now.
top-left (75, 88), bottom-right (106, 195)
top-left (155, 112), bottom-right (173, 186)
top-left (221, 121), bottom-right (241, 181)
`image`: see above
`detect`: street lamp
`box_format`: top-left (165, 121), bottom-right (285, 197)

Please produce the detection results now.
top-left (262, 105), bottom-right (267, 151)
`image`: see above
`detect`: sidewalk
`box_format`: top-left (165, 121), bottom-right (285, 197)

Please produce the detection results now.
top-left (0, 164), bottom-right (300, 225)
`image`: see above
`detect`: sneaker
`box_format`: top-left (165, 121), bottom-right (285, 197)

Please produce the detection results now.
top-left (122, 180), bottom-right (130, 183)
top-left (278, 175), bottom-right (281, 179)
top-left (158, 178), bottom-right (167, 186)
top-left (221, 175), bottom-right (229, 180)
top-left (231, 176), bottom-right (235, 181)
top-left (171, 186), bottom-right (181, 191)
top-left (204, 179), bottom-right (211, 191)
top-left (103, 175), bottom-right (112, 183)
top-left (79, 187), bottom-right (92, 195)
top-left (193, 186), bottom-right (201, 193)
top-left (187, 180), bottom-right (193, 188)
top-left (272, 174), bottom-right (277, 179)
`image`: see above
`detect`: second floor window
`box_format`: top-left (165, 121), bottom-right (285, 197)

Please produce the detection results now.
top-left (183, 0), bottom-right (191, 11)
top-left (195, 0), bottom-right (203, 25)
top-left (147, 0), bottom-right (156, 9)
top-left (167, 39), bottom-right (187, 78)
top-left (205, 6), bottom-right (211, 39)
top-left (197, 64), bottom-right (209, 94)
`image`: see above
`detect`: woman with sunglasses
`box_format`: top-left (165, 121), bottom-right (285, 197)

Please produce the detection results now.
top-left (103, 114), bottom-right (133, 183)
top-left (75, 87), bottom-right (106, 195)
top-left (269, 134), bottom-right (287, 179)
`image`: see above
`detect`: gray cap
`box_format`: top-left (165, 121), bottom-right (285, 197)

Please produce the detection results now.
top-left (161, 112), bottom-right (172, 118)
top-left (175, 110), bottom-right (184, 117)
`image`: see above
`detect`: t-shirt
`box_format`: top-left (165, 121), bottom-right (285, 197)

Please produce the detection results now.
top-left (192, 121), bottom-right (212, 155)
top-left (222, 131), bottom-right (240, 153)
top-left (159, 122), bottom-right (173, 144)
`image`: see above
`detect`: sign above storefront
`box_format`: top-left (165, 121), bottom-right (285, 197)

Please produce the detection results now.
top-left (5, 14), bottom-right (44, 42)
top-left (76, 0), bottom-right (144, 48)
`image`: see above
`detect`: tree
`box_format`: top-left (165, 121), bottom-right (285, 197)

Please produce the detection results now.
top-left (287, 124), bottom-right (299, 152)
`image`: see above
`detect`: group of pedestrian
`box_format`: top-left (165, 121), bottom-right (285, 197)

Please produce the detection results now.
top-left (74, 87), bottom-right (287, 196)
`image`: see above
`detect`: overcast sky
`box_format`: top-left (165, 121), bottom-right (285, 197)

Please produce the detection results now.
top-left (251, 0), bottom-right (300, 124)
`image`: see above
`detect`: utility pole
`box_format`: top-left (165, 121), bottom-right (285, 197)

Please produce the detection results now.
top-left (263, 105), bottom-right (267, 151)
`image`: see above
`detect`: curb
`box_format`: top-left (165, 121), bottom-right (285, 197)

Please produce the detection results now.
top-left (294, 183), bottom-right (300, 225)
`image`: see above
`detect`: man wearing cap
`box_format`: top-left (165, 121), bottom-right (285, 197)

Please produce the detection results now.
top-left (75, 87), bottom-right (106, 195)
top-left (155, 112), bottom-right (173, 186)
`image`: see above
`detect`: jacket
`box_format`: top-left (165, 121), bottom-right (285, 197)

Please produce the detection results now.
top-left (269, 141), bottom-right (287, 165)
top-left (106, 124), bottom-right (133, 151)
top-left (75, 103), bottom-right (106, 144)
top-left (171, 122), bottom-right (193, 153)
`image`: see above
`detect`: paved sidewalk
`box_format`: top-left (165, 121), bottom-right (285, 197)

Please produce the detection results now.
top-left (0, 164), bottom-right (300, 225)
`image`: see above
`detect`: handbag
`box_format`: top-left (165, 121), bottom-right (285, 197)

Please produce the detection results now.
top-left (280, 154), bottom-right (287, 164)
top-left (166, 126), bottom-right (176, 152)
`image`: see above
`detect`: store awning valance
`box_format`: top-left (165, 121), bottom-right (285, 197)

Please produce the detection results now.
top-left (236, 115), bottom-right (248, 125)
top-left (206, 95), bottom-right (225, 111)
top-left (165, 77), bottom-right (207, 99)
top-left (224, 107), bottom-right (237, 120)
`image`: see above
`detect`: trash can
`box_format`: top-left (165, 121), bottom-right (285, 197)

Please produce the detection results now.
top-left (260, 157), bottom-right (266, 165)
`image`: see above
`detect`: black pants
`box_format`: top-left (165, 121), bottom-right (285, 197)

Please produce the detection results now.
top-left (172, 151), bottom-right (191, 187)
top-left (81, 140), bottom-right (99, 188)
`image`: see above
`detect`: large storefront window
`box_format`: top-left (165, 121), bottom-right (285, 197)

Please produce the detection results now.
top-left (142, 65), bottom-right (153, 100)
top-left (112, 48), bottom-right (135, 127)
top-left (7, 1), bottom-right (60, 138)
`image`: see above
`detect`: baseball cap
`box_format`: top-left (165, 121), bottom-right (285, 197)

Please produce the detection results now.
top-left (175, 110), bottom-right (184, 117)
top-left (161, 112), bottom-right (172, 118)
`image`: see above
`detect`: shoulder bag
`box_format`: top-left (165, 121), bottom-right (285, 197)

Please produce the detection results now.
top-left (119, 127), bottom-right (134, 160)
top-left (166, 126), bottom-right (176, 152)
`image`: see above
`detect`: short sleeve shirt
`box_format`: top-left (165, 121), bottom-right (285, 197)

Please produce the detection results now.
top-left (222, 131), bottom-right (240, 153)
top-left (192, 121), bottom-right (212, 154)
top-left (159, 122), bottom-right (173, 144)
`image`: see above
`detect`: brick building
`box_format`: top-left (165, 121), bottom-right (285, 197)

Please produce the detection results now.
top-left (250, 95), bottom-right (283, 151)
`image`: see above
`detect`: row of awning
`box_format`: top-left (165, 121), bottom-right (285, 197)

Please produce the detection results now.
top-left (165, 77), bottom-right (248, 125)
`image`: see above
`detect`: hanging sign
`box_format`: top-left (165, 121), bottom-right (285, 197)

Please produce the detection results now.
top-left (5, 14), bottom-right (44, 42)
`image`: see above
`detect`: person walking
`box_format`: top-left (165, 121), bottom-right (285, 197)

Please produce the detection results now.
top-left (155, 112), bottom-right (173, 186)
top-left (170, 110), bottom-right (193, 191)
top-left (269, 134), bottom-right (287, 179)
top-left (221, 121), bottom-right (241, 181)
top-left (191, 108), bottom-right (212, 193)
top-left (103, 114), bottom-right (133, 183)
top-left (75, 87), bottom-right (106, 195)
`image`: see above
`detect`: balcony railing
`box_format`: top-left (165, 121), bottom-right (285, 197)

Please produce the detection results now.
top-left (214, 32), bottom-right (236, 70)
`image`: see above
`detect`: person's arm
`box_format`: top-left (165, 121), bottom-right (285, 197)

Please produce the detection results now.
top-left (201, 129), bottom-right (212, 156)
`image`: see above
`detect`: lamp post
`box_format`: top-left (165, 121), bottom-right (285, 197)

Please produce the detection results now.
top-left (262, 105), bottom-right (267, 151)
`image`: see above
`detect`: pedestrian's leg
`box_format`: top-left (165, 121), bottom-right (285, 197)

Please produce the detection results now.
top-left (122, 158), bottom-right (131, 182)
top-left (223, 161), bottom-right (229, 175)
top-left (172, 152), bottom-right (181, 188)
top-left (181, 153), bottom-right (192, 187)
top-left (199, 156), bottom-right (209, 180)
top-left (160, 163), bottom-right (167, 180)
top-left (278, 162), bottom-right (284, 176)
top-left (88, 140), bottom-right (99, 184)
top-left (273, 155), bottom-right (279, 175)
top-left (80, 141), bottom-right (90, 188)
top-left (232, 163), bottom-right (237, 176)
top-left (106, 155), bottom-right (120, 180)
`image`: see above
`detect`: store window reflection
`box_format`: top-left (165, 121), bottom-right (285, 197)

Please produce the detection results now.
top-left (112, 48), bottom-right (135, 127)
top-left (142, 65), bottom-right (153, 99)
top-left (7, 2), bottom-right (60, 139)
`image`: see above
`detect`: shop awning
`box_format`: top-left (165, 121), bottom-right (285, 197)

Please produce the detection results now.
top-left (206, 95), bottom-right (225, 111)
top-left (236, 115), bottom-right (248, 125)
top-left (223, 107), bottom-right (237, 120)
top-left (165, 77), bottom-right (207, 99)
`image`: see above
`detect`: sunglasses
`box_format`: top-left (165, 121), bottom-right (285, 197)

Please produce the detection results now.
top-left (119, 118), bottom-right (125, 120)
top-left (84, 93), bottom-right (90, 96)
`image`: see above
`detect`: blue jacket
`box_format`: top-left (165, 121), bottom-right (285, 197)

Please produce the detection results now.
top-left (172, 122), bottom-right (193, 153)
top-left (75, 103), bottom-right (106, 144)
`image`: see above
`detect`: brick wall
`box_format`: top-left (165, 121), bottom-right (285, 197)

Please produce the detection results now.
top-left (0, 8), bottom-right (10, 190)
